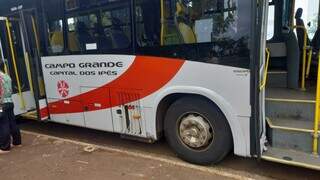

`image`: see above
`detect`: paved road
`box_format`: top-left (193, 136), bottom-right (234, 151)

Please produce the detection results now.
top-left (16, 120), bottom-right (320, 180)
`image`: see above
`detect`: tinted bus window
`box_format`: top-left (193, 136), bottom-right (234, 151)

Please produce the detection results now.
top-left (136, 0), bottom-right (252, 68)
top-left (136, 0), bottom-right (161, 46)
top-left (44, 0), bottom-right (65, 54)
top-left (100, 5), bottom-right (131, 50)
top-left (67, 14), bottom-right (97, 52)
top-left (48, 20), bottom-right (64, 53)
top-left (295, 0), bottom-right (319, 39)
top-left (137, 0), bottom-right (250, 45)
top-left (66, 0), bottom-right (79, 10)
top-left (66, 2), bottom-right (131, 53)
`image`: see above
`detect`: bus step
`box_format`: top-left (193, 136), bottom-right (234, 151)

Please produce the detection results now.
top-left (266, 87), bottom-right (315, 101)
top-left (262, 146), bottom-right (320, 171)
top-left (266, 99), bottom-right (315, 122)
top-left (267, 71), bottom-right (287, 88)
top-left (20, 110), bottom-right (38, 120)
top-left (266, 87), bottom-right (316, 122)
top-left (266, 117), bottom-right (320, 153)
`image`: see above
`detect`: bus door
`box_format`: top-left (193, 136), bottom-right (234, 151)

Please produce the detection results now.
top-left (0, 16), bottom-right (37, 115)
top-left (256, 0), bottom-right (270, 156)
top-left (16, 9), bottom-right (47, 120)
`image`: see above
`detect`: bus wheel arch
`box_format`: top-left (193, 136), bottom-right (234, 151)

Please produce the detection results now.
top-left (156, 93), bottom-right (231, 135)
top-left (156, 93), bottom-right (234, 140)
top-left (156, 93), bottom-right (186, 138)
top-left (155, 91), bottom-right (248, 158)
top-left (160, 95), bottom-right (233, 164)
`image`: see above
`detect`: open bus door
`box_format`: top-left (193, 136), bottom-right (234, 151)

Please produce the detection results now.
top-left (255, 0), bottom-right (270, 157)
top-left (0, 10), bottom-right (46, 121)
top-left (260, 0), bottom-right (320, 170)
top-left (15, 9), bottom-right (48, 121)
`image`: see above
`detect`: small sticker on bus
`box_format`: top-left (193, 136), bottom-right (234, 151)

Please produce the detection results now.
top-left (86, 43), bottom-right (97, 50)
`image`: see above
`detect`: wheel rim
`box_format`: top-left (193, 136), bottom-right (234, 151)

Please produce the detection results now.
top-left (178, 113), bottom-right (214, 151)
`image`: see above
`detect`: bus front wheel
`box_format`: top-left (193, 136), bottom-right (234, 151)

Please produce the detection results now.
top-left (164, 97), bottom-right (232, 165)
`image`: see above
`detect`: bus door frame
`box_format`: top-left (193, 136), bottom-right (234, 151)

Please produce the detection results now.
top-left (0, 16), bottom-right (29, 113)
top-left (259, 0), bottom-right (270, 155)
top-left (2, 9), bottom-right (44, 120)
top-left (18, 9), bottom-right (43, 121)
top-left (251, 0), bottom-right (270, 158)
top-left (0, 25), bottom-right (8, 74)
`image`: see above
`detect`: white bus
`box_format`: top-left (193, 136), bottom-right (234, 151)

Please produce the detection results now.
top-left (0, 0), bottom-right (319, 170)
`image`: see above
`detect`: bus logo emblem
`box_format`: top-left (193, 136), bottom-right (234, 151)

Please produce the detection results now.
top-left (57, 80), bottom-right (69, 98)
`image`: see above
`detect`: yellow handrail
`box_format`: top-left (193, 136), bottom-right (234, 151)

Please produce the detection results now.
top-left (312, 51), bottom-right (320, 155)
top-left (24, 52), bottom-right (34, 95)
top-left (5, 18), bottom-right (25, 109)
top-left (292, 25), bottom-right (309, 91)
top-left (306, 49), bottom-right (313, 78)
top-left (260, 48), bottom-right (271, 91)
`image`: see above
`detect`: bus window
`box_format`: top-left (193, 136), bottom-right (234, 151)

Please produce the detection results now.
top-left (162, 0), bottom-right (238, 45)
top-left (136, 0), bottom-right (161, 46)
top-left (67, 14), bottom-right (97, 52)
top-left (295, 0), bottom-right (319, 39)
top-left (65, 0), bottom-right (79, 10)
top-left (101, 5), bottom-right (131, 50)
top-left (135, 0), bottom-right (251, 68)
top-left (66, 3), bottom-right (132, 53)
top-left (267, 3), bottom-right (275, 40)
top-left (137, 0), bottom-right (248, 46)
top-left (44, 0), bottom-right (65, 54)
top-left (48, 20), bottom-right (64, 53)
top-left (282, 0), bottom-right (291, 27)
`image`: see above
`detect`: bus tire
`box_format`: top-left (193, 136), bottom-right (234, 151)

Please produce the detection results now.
top-left (164, 96), bottom-right (232, 165)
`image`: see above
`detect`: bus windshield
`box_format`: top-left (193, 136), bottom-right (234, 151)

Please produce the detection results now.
top-left (295, 0), bottom-right (319, 38)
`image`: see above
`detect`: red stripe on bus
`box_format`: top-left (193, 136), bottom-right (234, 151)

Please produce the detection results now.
top-left (40, 107), bottom-right (49, 120)
top-left (43, 56), bottom-right (184, 114)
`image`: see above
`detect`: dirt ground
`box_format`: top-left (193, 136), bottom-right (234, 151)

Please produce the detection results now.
top-left (17, 121), bottom-right (320, 180)
top-left (0, 133), bottom-right (238, 180)
top-left (7, 120), bottom-right (320, 180)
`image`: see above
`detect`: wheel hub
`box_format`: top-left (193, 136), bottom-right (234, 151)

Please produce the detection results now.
top-left (179, 114), bottom-right (213, 150)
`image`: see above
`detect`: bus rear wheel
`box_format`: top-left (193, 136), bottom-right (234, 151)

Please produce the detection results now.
top-left (164, 97), bottom-right (232, 165)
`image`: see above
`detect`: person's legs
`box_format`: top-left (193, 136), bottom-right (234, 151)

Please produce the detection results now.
top-left (7, 103), bottom-right (21, 146)
top-left (0, 112), bottom-right (11, 152)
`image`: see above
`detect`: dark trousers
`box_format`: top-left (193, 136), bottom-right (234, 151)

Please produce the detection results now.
top-left (0, 103), bottom-right (21, 151)
top-left (0, 111), bottom-right (11, 151)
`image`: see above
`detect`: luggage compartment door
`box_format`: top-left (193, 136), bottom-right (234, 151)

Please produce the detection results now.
top-left (48, 98), bottom-right (85, 127)
top-left (81, 87), bottom-right (113, 132)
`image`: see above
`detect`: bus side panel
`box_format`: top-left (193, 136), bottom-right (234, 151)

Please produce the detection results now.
top-left (41, 55), bottom-right (251, 157)
top-left (39, 99), bottom-right (49, 120)
top-left (41, 55), bottom-right (147, 135)
top-left (47, 98), bottom-right (85, 127)
top-left (13, 91), bottom-right (36, 115)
